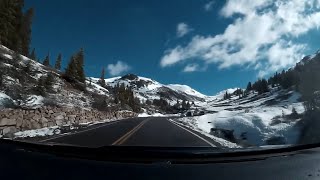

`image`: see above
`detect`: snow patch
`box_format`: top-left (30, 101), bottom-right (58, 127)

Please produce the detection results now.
top-left (138, 113), bottom-right (165, 117)
top-left (22, 95), bottom-right (44, 108)
top-left (167, 84), bottom-right (206, 98)
top-left (14, 126), bottom-right (60, 138)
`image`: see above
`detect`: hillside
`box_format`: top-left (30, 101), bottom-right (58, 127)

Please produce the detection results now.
top-left (176, 87), bottom-right (304, 146)
top-left (172, 50), bottom-right (320, 147)
top-left (0, 45), bottom-right (108, 109)
top-left (91, 74), bottom-right (207, 104)
top-left (2, 43), bottom-right (320, 147)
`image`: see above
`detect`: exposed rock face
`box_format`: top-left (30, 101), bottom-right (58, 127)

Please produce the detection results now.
top-left (120, 74), bottom-right (139, 81)
top-left (0, 107), bottom-right (137, 136)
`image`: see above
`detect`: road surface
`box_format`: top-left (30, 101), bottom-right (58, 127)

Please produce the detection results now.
top-left (42, 117), bottom-right (219, 147)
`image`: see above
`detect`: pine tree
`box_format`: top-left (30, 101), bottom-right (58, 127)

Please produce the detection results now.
top-left (24, 60), bottom-right (32, 74)
top-left (252, 79), bottom-right (269, 94)
top-left (186, 101), bottom-right (191, 109)
top-left (174, 100), bottom-right (180, 108)
top-left (89, 77), bottom-right (92, 86)
top-left (0, 0), bottom-right (23, 51)
top-left (34, 76), bottom-right (46, 96)
top-left (54, 53), bottom-right (62, 70)
top-left (44, 73), bottom-right (55, 91)
top-left (246, 82), bottom-right (252, 91)
top-left (20, 7), bottom-right (34, 56)
top-left (0, 0), bottom-right (33, 55)
top-left (261, 79), bottom-right (269, 93)
top-left (43, 53), bottom-right (50, 66)
top-left (64, 55), bottom-right (77, 80)
top-left (182, 100), bottom-right (187, 110)
top-left (224, 91), bottom-right (230, 100)
top-left (74, 48), bottom-right (86, 83)
top-left (30, 48), bottom-right (36, 60)
top-left (98, 67), bottom-right (106, 87)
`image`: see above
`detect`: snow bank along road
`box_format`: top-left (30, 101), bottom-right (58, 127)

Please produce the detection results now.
top-left (41, 117), bottom-right (219, 147)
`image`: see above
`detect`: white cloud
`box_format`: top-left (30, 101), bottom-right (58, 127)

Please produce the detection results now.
top-left (107, 61), bottom-right (131, 76)
top-left (176, 23), bottom-right (193, 38)
top-left (204, 1), bottom-right (215, 11)
top-left (160, 46), bottom-right (185, 67)
top-left (183, 64), bottom-right (200, 72)
top-left (161, 0), bottom-right (320, 76)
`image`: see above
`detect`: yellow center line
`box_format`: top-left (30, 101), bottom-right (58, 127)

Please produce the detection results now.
top-left (111, 119), bottom-right (149, 145)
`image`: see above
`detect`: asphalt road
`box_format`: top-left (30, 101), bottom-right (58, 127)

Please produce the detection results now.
top-left (42, 117), bottom-right (219, 148)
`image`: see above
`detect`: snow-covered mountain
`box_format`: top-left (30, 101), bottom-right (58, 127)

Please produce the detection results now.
top-left (1, 43), bottom-right (319, 147)
top-left (0, 44), bottom-right (213, 112)
top-left (90, 74), bottom-right (208, 104)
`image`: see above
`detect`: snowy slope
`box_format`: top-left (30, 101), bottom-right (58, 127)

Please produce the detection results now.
top-left (175, 87), bottom-right (305, 147)
top-left (89, 74), bottom-right (209, 104)
top-left (0, 45), bottom-right (110, 109)
top-left (166, 84), bottom-right (207, 98)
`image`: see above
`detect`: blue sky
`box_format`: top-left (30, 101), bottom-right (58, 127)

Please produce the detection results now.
top-left (25, 0), bottom-right (320, 95)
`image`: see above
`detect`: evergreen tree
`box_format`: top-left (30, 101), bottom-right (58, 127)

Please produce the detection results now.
top-left (15, 38), bottom-right (23, 54)
top-left (89, 77), bottom-right (92, 86)
top-left (182, 100), bottom-right (187, 110)
top-left (246, 82), bottom-right (252, 91)
top-left (74, 48), bottom-right (85, 83)
top-left (224, 91), bottom-right (231, 100)
top-left (64, 55), bottom-right (77, 80)
top-left (113, 83), bottom-right (141, 112)
top-left (174, 100), bottom-right (180, 109)
top-left (261, 79), bottom-right (269, 93)
top-left (0, 0), bottom-right (23, 50)
top-left (30, 48), bottom-right (36, 60)
top-left (252, 79), bottom-right (269, 94)
top-left (34, 76), bottom-right (46, 96)
top-left (43, 53), bottom-right (50, 66)
top-left (186, 101), bottom-right (191, 109)
top-left (0, 0), bottom-right (33, 54)
top-left (44, 73), bottom-right (55, 91)
top-left (24, 60), bottom-right (32, 74)
top-left (54, 53), bottom-right (62, 70)
top-left (98, 67), bottom-right (106, 87)
top-left (20, 7), bottom-right (34, 56)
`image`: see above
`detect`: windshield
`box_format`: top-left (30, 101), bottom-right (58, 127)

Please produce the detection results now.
top-left (0, 0), bottom-right (320, 150)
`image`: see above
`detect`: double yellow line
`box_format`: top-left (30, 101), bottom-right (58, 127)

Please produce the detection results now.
top-left (112, 119), bottom-right (149, 145)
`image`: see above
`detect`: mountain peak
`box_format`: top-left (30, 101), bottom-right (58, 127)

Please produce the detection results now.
top-left (120, 74), bottom-right (138, 81)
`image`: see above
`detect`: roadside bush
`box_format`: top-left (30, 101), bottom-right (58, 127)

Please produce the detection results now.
top-left (33, 77), bottom-right (46, 96)
top-left (44, 73), bottom-right (55, 92)
top-left (62, 74), bottom-right (87, 92)
top-left (92, 94), bottom-right (108, 111)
